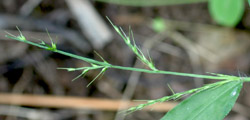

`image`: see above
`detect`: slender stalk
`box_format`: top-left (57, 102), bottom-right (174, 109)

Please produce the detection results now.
top-left (6, 34), bottom-right (232, 80)
top-left (110, 65), bottom-right (229, 79)
top-left (6, 35), bottom-right (110, 66)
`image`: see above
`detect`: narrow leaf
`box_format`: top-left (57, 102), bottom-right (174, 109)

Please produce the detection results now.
top-left (161, 81), bottom-right (243, 120)
top-left (208, 0), bottom-right (244, 27)
top-left (95, 0), bottom-right (208, 6)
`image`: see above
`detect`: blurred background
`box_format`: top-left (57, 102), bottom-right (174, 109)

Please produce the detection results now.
top-left (0, 0), bottom-right (250, 120)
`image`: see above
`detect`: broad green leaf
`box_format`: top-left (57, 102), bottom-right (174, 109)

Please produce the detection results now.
top-left (95, 0), bottom-right (208, 6)
top-left (248, 0), bottom-right (250, 7)
top-left (208, 0), bottom-right (244, 27)
top-left (161, 81), bottom-right (243, 120)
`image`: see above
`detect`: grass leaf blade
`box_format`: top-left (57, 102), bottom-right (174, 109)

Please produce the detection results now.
top-left (161, 81), bottom-right (243, 120)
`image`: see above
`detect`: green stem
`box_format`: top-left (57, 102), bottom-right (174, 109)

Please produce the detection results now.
top-left (110, 65), bottom-right (228, 79)
top-left (6, 35), bottom-right (110, 66)
top-left (55, 50), bottom-right (110, 66)
top-left (5, 35), bottom-right (239, 80)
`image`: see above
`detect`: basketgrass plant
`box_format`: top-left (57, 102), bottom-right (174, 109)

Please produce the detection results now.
top-left (5, 19), bottom-right (250, 120)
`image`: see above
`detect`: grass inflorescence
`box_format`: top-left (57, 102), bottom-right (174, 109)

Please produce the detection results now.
top-left (5, 18), bottom-right (250, 114)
